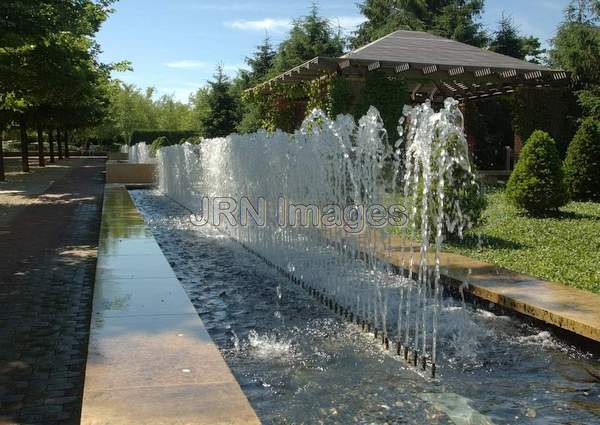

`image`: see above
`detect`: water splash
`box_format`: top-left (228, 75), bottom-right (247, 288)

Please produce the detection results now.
top-left (248, 330), bottom-right (292, 359)
top-left (128, 141), bottom-right (153, 164)
top-left (147, 99), bottom-right (479, 376)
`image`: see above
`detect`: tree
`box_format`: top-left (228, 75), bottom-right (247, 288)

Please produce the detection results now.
top-left (273, 3), bottom-right (345, 73)
top-left (245, 35), bottom-right (277, 84)
top-left (0, 0), bottom-right (119, 171)
top-left (489, 14), bottom-right (523, 58)
top-left (200, 66), bottom-right (240, 138)
top-left (352, 0), bottom-right (487, 48)
top-left (237, 4), bottom-right (345, 133)
top-left (550, 0), bottom-right (600, 119)
top-left (506, 130), bottom-right (569, 214)
top-left (520, 36), bottom-right (546, 64)
top-left (189, 86), bottom-right (211, 134)
top-left (155, 94), bottom-right (195, 131)
top-left (90, 81), bottom-right (200, 144)
top-left (0, 0), bottom-right (111, 49)
top-left (563, 117), bottom-right (600, 201)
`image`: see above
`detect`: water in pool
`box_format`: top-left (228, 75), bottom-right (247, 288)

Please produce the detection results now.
top-left (131, 190), bottom-right (599, 425)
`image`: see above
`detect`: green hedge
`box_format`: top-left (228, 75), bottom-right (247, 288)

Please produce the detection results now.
top-left (130, 130), bottom-right (199, 146)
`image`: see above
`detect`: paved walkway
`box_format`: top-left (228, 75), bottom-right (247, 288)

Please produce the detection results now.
top-left (0, 158), bottom-right (105, 424)
top-left (0, 158), bottom-right (104, 229)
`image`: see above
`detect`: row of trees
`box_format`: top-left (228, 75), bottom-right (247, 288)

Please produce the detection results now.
top-left (0, 0), bottom-right (126, 177)
top-left (90, 84), bottom-right (201, 144)
top-left (14, 1), bottom-right (595, 165)
top-left (87, 1), bottom-right (597, 145)
top-left (184, 0), bottom-right (598, 140)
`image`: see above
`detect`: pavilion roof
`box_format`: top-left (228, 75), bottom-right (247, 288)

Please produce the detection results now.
top-left (248, 30), bottom-right (571, 102)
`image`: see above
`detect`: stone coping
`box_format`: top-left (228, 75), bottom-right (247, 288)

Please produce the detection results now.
top-left (332, 229), bottom-right (600, 346)
top-left (81, 184), bottom-right (260, 425)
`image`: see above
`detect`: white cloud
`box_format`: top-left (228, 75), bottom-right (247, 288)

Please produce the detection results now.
top-left (225, 15), bottom-right (365, 34)
top-left (329, 16), bottom-right (366, 32)
top-left (225, 18), bottom-right (292, 32)
top-left (164, 60), bottom-right (209, 69)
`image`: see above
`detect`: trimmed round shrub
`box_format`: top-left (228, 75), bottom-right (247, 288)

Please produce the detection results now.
top-left (149, 136), bottom-right (169, 158)
top-left (507, 130), bottom-right (568, 214)
top-left (563, 117), bottom-right (600, 201)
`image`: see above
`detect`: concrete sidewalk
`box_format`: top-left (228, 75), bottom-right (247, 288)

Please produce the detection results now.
top-left (0, 158), bottom-right (105, 424)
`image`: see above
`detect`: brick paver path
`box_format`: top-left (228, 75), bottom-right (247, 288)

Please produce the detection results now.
top-left (0, 158), bottom-right (105, 424)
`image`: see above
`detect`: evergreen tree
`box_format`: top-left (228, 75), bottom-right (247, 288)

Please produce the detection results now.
top-left (506, 130), bottom-right (569, 214)
top-left (563, 117), bottom-right (600, 201)
top-left (489, 15), bottom-right (545, 62)
top-left (200, 66), bottom-right (240, 138)
top-left (352, 0), bottom-right (487, 48)
top-left (273, 3), bottom-right (345, 73)
top-left (550, 0), bottom-right (600, 118)
top-left (489, 15), bottom-right (525, 59)
top-left (431, 0), bottom-right (488, 47)
top-left (245, 34), bottom-right (277, 83)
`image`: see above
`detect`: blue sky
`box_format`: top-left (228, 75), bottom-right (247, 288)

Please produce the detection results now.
top-left (97, 0), bottom-right (571, 102)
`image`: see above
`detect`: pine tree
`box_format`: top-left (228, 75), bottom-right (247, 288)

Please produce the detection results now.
top-left (273, 3), bottom-right (345, 73)
top-left (489, 15), bottom-right (545, 62)
top-left (200, 66), bottom-right (240, 138)
top-left (245, 34), bottom-right (276, 83)
top-left (563, 117), bottom-right (600, 201)
top-left (506, 131), bottom-right (569, 214)
top-left (489, 15), bottom-right (525, 59)
top-left (352, 0), bottom-right (487, 48)
top-left (551, 0), bottom-right (600, 118)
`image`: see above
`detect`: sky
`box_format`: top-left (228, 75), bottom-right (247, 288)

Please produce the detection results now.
top-left (97, 0), bottom-right (572, 103)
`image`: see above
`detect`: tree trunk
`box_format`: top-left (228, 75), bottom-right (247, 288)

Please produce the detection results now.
top-left (57, 129), bottom-right (63, 159)
top-left (19, 119), bottom-right (30, 172)
top-left (37, 126), bottom-right (45, 167)
top-left (48, 129), bottom-right (55, 163)
top-left (64, 130), bottom-right (70, 158)
top-left (0, 133), bottom-right (5, 181)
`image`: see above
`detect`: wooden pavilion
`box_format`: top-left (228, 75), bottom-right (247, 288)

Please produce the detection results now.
top-left (247, 30), bottom-right (572, 170)
top-left (249, 30), bottom-right (570, 103)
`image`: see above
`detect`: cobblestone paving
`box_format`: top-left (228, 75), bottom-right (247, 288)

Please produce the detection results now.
top-left (0, 159), bottom-right (104, 425)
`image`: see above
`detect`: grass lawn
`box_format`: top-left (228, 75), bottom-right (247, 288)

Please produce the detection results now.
top-left (444, 189), bottom-right (600, 294)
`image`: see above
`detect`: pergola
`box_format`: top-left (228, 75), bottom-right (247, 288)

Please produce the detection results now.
top-left (248, 30), bottom-right (571, 103)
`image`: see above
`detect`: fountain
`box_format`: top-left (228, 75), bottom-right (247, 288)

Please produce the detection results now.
top-left (125, 100), bottom-right (599, 422)
top-left (128, 141), bottom-right (153, 164)
top-left (149, 99), bottom-right (482, 377)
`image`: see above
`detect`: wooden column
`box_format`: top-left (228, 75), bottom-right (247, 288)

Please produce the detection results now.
top-left (513, 132), bottom-right (523, 161)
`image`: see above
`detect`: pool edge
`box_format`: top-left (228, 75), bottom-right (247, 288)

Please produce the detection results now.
top-left (80, 183), bottom-right (261, 425)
